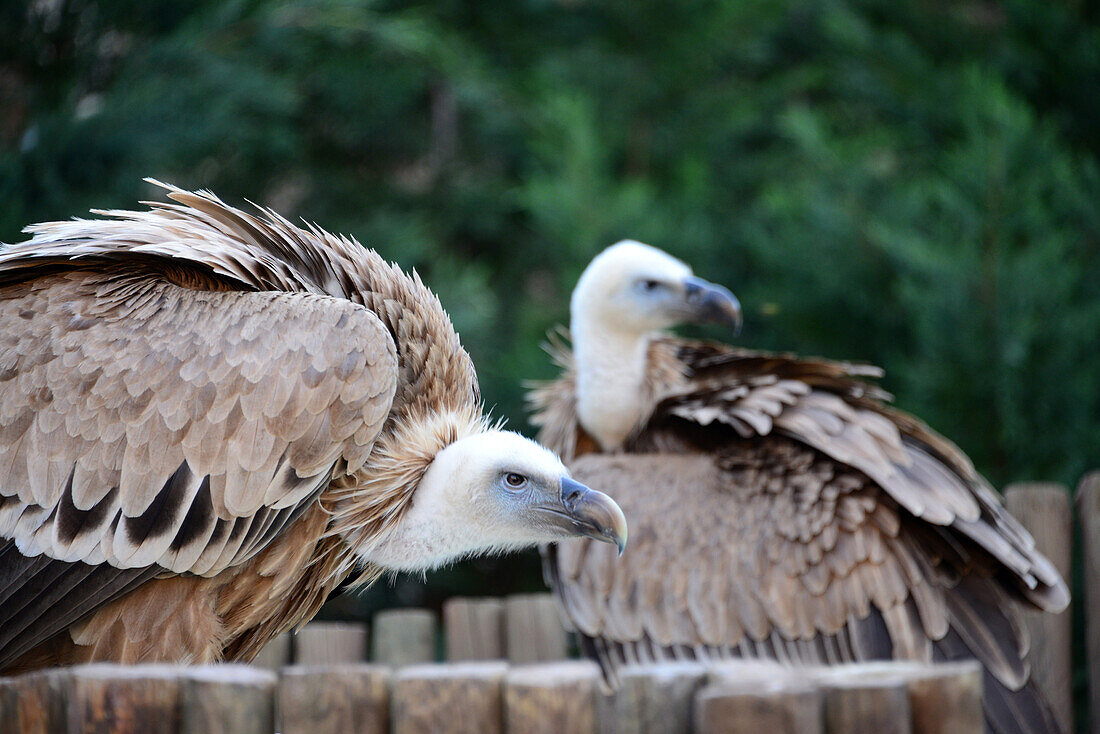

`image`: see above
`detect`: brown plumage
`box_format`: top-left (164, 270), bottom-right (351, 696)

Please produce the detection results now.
top-left (529, 241), bottom-right (1069, 734)
top-left (0, 182), bottom-right (627, 674)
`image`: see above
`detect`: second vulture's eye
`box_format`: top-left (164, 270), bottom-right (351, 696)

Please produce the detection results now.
top-left (504, 472), bottom-right (528, 490)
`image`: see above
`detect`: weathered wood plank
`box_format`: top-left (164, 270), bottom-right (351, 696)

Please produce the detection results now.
top-left (695, 670), bottom-right (823, 734)
top-left (278, 664), bottom-right (390, 734)
top-left (903, 661), bottom-right (983, 734)
top-left (295, 621), bottom-right (368, 665)
top-left (808, 663), bottom-right (911, 734)
top-left (0, 668), bottom-right (66, 734)
top-left (1005, 481), bottom-right (1073, 732)
top-left (1078, 470), bottom-right (1100, 734)
top-left (66, 664), bottom-right (182, 734)
top-left (444, 597), bottom-right (505, 661)
top-left (391, 661), bottom-right (507, 734)
top-left (505, 661), bottom-right (601, 734)
top-left (705, 658), bottom-right (790, 686)
top-left (602, 662), bottom-right (707, 734)
top-left (504, 593), bottom-right (568, 664)
top-left (180, 665), bottom-right (276, 734)
top-left (372, 608), bottom-right (436, 666)
top-left (807, 661), bottom-right (982, 734)
top-left (0, 677), bottom-right (15, 734)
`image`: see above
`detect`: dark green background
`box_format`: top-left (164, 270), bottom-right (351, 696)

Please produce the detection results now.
top-left (2, 0), bottom-right (1097, 717)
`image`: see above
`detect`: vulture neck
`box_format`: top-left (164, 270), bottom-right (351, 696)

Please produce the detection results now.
top-left (324, 258), bottom-right (488, 566)
top-left (572, 321), bottom-right (652, 451)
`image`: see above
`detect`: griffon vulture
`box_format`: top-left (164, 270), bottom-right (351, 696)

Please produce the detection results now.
top-left (529, 241), bottom-right (1069, 734)
top-left (0, 183), bottom-right (626, 674)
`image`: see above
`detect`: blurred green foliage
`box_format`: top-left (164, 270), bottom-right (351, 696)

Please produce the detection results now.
top-left (2, 0), bottom-right (1098, 615)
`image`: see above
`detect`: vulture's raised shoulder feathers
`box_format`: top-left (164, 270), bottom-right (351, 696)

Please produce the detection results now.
top-left (0, 182), bottom-right (625, 674)
top-left (529, 241), bottom-right (1069, 734)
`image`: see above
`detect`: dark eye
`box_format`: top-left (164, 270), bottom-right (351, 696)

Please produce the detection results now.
top-left (504, 472), bottom-right (528, 490)
top-left (641, 279), bottom-right (661, 292)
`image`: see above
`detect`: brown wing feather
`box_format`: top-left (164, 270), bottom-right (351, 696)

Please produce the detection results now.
top-left (660, 341), bottom-right (1066, 610)
top-left (0, 267), bottom-right (397, 668)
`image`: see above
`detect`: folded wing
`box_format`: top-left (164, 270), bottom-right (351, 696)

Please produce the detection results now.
top-left (0, 269), bottom-right (397, 667)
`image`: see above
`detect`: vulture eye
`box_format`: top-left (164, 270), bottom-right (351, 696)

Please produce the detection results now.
top-left (641, 279), bottom-right (661, 292)
top-left (504, 472), bottom-right (528, 490)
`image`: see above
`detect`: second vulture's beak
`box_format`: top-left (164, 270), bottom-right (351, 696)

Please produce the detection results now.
top-left (683, 276), bottom-right (743, 336)
top-left (559, 477), bottom-right (628, 555)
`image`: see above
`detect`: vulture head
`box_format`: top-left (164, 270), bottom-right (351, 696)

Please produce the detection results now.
top-left (569, 240), bottom-right (742, 449)
top-left (571, 240), bottom-right (742, 339)
top-left (353, 428), bottom-right (627, 572)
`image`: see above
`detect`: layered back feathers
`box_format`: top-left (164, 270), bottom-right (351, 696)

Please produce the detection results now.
top-left (4, 180), bottom-right (480, 419)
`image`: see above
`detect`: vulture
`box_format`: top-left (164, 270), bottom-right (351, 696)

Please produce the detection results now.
top-left (529, 241), bottom-right (1070, 734)
top-left (0, 182), bottom-right (627, 674)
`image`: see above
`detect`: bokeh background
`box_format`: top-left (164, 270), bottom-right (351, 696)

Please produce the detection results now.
top-left (2, 0), bottom-right (1098, 677)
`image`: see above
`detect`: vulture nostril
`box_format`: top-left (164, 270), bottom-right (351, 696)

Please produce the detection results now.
top-left (561, 478), bottom-right (587, 509)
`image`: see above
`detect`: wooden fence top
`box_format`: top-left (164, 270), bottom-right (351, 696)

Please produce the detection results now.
top-left (0, 658), bottom-right (996, 734)
top-left (394, 660), bottom-right (510, 680)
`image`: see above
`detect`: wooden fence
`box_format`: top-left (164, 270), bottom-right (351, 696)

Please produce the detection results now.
top-left (0, 475), bottom-right (1097, 732)
top-left (0, 659), bottom-right (984, 734)
top-left (247, 592), bottom-right (570, 670)
top-left (254, 476), bottom-right (1098, 733)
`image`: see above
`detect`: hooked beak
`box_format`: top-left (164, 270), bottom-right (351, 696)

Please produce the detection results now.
top-left (558, 477), bottom-right (628, 555)
top-left (683, 276), bottom-right (743, 336)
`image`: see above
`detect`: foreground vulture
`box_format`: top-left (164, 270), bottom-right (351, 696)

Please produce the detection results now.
top-left (529, 241), bottom-right (1069, 734)
top-left (0, 183), bottom-right (627, 674)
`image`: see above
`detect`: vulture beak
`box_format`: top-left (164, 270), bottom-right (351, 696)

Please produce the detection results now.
top-left (558, 477), bottom-right (628, 555)
top-left (683, 276), bottom-right (743, 336)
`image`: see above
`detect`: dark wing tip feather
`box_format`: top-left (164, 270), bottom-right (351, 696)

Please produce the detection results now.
top-left (934, 626), bottom-right (1063, 734)
top-left (0, 540), bottom-right (160, 672)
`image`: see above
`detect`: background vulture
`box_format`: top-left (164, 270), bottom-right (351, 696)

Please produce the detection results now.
top-left (529, 241), bottom-right (1070, 734)
top-left (0, 182), bottom-right (626, 674)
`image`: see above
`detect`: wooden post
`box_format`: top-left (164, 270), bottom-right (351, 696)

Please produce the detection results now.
top-left (0, 677), bottom-right (14, 732)
top-left (695, 674), bottom-right (823, 734)
top-left (391, 661), bottom-right (508, 734)
top-left (372, 608), bottom-right (436, 666)
top-left (278, 664), bottom-right (390, 734)
top-left (505, 661), bottom-right (601, 734)
top-left (65, 664), bottom-right (183, 734)
top-left (1078, 470), bottom-right (1100, 734)
top-left (807, 661), bottom-right (982, 734)
top-left (295, 621), bottom-right (368, 665)
top-left (903, 660), bottom-right (983, 734)
top-left (250, 632), bottom-right (292, 670)
top-left (808, 663), bottom-right (911, 734)
top-left (1005, 481), bottom-right (1073, 732)
top-left (504, 593), bottom-right (569, 663)
top-left (706, 658), bottom-right (790, 685)
top-left (444, 597), bottom-right (505, 661)
top-left (180, 665), bottom-right (276, 734)
top-left (604, 662), bottom-right (707, 734)
top-left (0, 668), bottom-right (67, 734)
